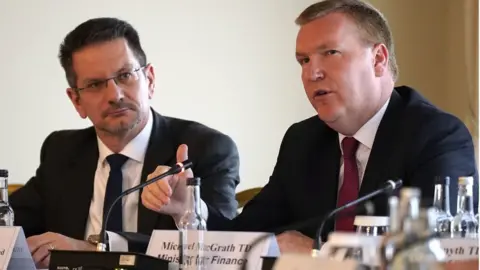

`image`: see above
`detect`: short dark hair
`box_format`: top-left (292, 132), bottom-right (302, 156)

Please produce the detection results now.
top-left (59, 17), bottom-right (147, 88)
top-left (296, 0), bottom-right (398, 81)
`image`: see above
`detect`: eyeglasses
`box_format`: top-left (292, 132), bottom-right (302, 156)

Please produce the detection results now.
top-left (74, 65), bottom-right (147, 93)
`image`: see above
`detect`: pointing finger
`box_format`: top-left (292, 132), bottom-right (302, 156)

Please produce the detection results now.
top-left (176, 144), bottom-right (193, 178)
top-left (176, 144), bottom-right (188, 163)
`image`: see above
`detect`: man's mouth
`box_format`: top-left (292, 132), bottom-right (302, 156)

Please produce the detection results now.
top-left (314, 89), bottom-right (332, 98)
top-left (106, 108), bottom-right (130, 116)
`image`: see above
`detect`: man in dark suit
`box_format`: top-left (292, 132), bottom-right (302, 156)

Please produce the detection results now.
top-left (9, 17), bottom-right (239, 268)
top-left (141, 0), bottom-right (478, 254)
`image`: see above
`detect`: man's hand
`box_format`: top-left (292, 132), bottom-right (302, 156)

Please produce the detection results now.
top-left (276, 231), bottom-right (314, 254)
top-left (141, 144), bottom-right (193, 220)
top-left (27, 232), bottom-right (95, 269)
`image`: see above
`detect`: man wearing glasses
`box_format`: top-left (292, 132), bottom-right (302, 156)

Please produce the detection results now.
top-left (9, 17), bottom-right (240, 269)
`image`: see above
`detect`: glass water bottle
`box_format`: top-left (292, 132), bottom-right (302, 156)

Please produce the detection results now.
top-left (451, 176), bottom-right (477, 238)
top-left (432, 176), bottom-right (453, 237)
top-left (178, 177), bottom-right (207, 270)
top-left (0, 169), bottom-right (14, 226)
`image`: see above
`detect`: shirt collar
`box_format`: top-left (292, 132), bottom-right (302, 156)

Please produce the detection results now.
top-left (97, 109), bottom-right (153, 164)
top-left (338, 97), bottom-right (390, 151)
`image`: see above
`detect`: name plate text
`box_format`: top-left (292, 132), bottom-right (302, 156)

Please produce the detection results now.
top-left (146, 230), bottom-right (279, 270)
top-left (440, 238), bottom-right (478, 261)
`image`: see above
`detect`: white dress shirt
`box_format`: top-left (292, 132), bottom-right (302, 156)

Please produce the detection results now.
top-left (338, 98), bottom-right (390, 189)
top-left (82, 109), bottom-right (208, 251)
top-left (83, 109), bottom-right (153, 251)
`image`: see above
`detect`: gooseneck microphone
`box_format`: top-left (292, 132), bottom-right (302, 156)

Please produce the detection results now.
top-left (311, 179), bottom-right (403, 256)
top-left (239, 200), bottom-right (375, 270)
top-left (97, 160), bottom-right (193, 252)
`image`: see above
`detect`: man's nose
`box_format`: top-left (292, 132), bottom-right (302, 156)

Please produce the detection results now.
top-left (104, 79), bottom-right (125, 101)
top-left (308, 58), bottom-right (325, 81)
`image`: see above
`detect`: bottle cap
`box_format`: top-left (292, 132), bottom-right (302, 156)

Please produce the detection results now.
top-left (458, 176), bottom-right (474, 186)
top-left (400, 187), bottom-right (421, 199)
top-left (434, 176), bottom-right (450, 185)
top-left (0, 169), bottom-right (8, 178)
top-left (327, 232), bottom-right (380, 247)
top-left (186, 177), bottom-right (201, 186)
top-left (354, 215), bottom-right (389, 227)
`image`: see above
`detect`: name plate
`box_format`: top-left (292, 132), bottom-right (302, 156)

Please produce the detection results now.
top-left (319, 233), bottom-right (382, 267)
top-left (273, 253), bottom-right (359, 270)
top-left (146, 230), bottom-right (279, 270)
top-left (320, 233), bottom-right (479, 266)
top-left (0, 226), bottom-right (35, 270)
top-left (440, 238), bottom-right (478, 261)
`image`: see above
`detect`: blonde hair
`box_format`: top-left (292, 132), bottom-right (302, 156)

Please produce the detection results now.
top-left (296, 0), bottom-right (398, 81)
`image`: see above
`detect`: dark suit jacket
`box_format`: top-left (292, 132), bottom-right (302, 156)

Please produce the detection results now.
top-left (208, 86), bottom-right (478, 241)
top-left (10, 109), bottom-right (240, 252)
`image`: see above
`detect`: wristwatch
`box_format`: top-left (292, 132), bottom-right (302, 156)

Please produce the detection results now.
top-left (87, 234), bottom-right (109, 251)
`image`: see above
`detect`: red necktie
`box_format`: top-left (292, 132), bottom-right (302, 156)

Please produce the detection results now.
top-left (335, 137), bottom-right (360, 231)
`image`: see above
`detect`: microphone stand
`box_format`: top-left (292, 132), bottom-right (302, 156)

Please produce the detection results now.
top-left (239, 201), bottom-right (375, 270)
top-left (311, 179), bottom-right (403, 256)
top-left (97, 159), bottom-right (192, 251)
top-left (48, 160), bottom-right (193, 270)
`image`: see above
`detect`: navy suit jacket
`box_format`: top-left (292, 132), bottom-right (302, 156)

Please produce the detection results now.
top-left (10, 109), bottom-right (240, 252)
top-left (208, 86), bottom-right (478, 241)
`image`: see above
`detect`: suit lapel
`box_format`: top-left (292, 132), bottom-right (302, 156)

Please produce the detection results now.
top-left (302, 119), bottom-right (341, 239)
top-left (63, 128), bottom-right (98, 239)
top-left (360, 90), bottom-right (404, 201)
top-left (137, 111), bottom-right (177, 235)
top-left (307, 120), bottom-right (341, 235)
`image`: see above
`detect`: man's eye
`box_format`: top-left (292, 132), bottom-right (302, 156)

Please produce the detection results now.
top-left (298, 58), bottom-right (310, 65)
top-left (87, 82), bottom-right (103, 89)
top-left (325, 50), bottom-right (339, 56)
top-left (118, 72), bottom-right (133, 80)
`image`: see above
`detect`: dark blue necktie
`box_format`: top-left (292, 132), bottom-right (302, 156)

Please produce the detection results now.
top-left (103, 154), bottom-right (128, 232)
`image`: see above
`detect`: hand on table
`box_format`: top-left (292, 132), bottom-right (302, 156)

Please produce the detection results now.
top-left (276, 230), bottom-right (314, 254)
top-left (141, 144), bottom-right (194, 220)
top-left (27, 232), bottom-right (95, 269)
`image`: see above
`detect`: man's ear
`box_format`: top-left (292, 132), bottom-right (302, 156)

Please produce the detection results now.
top-left (372, 43), bottom-right (389, 77)
top-left (145, 64), bottom-right (155, 99)
top-left (66, 88), bottom-right (87, 119)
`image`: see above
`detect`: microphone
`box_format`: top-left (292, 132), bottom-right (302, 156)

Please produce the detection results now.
top-left (239, 200), bottom-right (375, 270)
top-left (311, 179), bottom-right (403, 256)
top-left (97, 159), bottom-right (193, 251)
